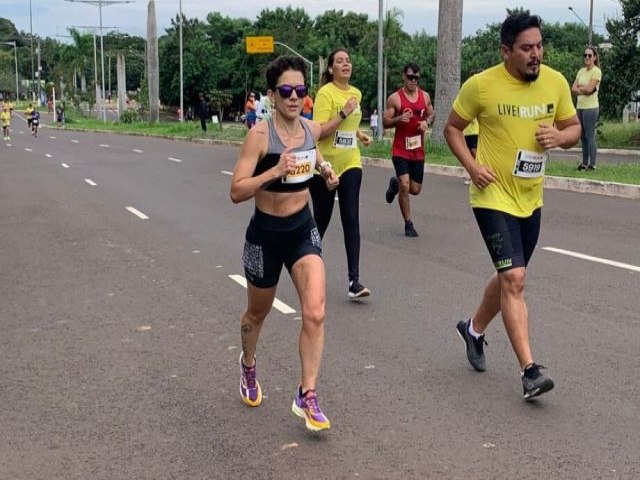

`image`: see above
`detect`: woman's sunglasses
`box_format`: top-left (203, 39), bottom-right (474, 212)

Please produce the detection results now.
top-left (275, 84), bottom-right (308, 99)
top-left (584, 53), bottom-right (594, 58)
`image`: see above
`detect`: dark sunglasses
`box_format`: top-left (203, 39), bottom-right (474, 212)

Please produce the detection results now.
top-left (405, 74), bottom-right (420, 81)
top-left (584, 53), bottom-right (593, 58)
top-left (275, 84), bottom-right (308, 99)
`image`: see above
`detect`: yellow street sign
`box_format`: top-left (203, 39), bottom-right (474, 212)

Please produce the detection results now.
top-left (246, 36), bottom-right (274, 54)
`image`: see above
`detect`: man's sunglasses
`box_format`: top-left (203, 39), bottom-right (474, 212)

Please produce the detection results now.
top-left (275, 84), bottom-right (308, 99)
top-left (405, 74), bottom-right (420, 81)
top-left (584, 53), bottom-right (593, 58)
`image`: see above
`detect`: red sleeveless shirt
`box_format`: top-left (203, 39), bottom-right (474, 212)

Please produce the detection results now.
top-left (392, 88), bottom-right (428, 161)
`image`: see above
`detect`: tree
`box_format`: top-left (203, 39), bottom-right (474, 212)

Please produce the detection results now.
top-left (208, 89), bottom-right (232, 130)
top-left (432, 0), bottom-right (463, 144)
top-left (600, 0), bottom-right (640, 119)
top-left (147, 0), bottom-right (160, 123)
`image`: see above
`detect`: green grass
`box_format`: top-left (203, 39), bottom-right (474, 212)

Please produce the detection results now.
top-left (60, 116), bottom-right (640, 185)
top-left (598, 121), bottom-right (640, 149)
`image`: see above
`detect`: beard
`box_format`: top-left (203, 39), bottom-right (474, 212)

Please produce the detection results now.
top-left (523, 71), bottom-right (540, 82)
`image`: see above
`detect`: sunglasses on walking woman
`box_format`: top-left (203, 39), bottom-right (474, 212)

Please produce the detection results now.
top-left (583, 53), bottom-right (593, 58)
top-left (275, 84), bottom-right (308, 99)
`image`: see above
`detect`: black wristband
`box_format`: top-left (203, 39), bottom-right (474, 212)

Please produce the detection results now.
top-left (339, 110), bottom-right (347, 120)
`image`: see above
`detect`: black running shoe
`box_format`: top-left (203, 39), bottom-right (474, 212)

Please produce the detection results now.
top-left (577, 164), bottom-right (587, 171)
top-left (348, 280), bottom-right (371, 299)
top-left (404, 221), bottom-right (418, 238)
top-left (587, 165), bottom-right (596, 170)
top-left (521, 363), bottom-right (555, 400)
top-left (385, 176), bottom-right (399, 204)
top-left (455, 319), bottom-right (487, 372)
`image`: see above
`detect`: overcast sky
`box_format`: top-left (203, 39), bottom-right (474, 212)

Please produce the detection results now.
top-left (2, 0), bottom-right (621, 42)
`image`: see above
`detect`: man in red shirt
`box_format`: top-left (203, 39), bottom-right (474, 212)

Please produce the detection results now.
top-left (383, 63), bottom-right (434, 237)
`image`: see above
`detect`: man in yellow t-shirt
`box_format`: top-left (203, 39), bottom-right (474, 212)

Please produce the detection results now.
top-left (444, 13), bottom-right (580, 401)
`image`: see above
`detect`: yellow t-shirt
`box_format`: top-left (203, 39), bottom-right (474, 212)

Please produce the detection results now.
top-left (575, 66), bottom-right (602, 109)
top-left (313, 82), bottom-right (363, 177)
top-left (1, 110), bottom-right (10, 127)
top-left (453, 64), bottom-right (576, 217)
top-left (25, 106), bottom-right (33, 116)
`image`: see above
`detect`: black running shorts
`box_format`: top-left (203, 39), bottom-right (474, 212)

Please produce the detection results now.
top-left (472, 207), bottom-right (541, 272)
top-left (243, 205), bottom-right (322, 288)
top-left (392, 157), bottom-right (425, 184)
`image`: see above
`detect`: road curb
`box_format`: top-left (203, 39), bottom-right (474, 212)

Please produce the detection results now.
top-left (362, 157), bottom-right (640, 201)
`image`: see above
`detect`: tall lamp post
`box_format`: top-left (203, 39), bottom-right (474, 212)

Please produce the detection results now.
top-left (3, 41), bottom-right (19, 103)
top-left (65, 0), bottom-right (134, 122)
top-left (569, 3), bottom-right (594, 46)
top-left (29, 0), bottom-right (34, 100)
top-left (274, 42), bottom-right (313, 87)
top-left (179, 0), bottom-right (184, 122)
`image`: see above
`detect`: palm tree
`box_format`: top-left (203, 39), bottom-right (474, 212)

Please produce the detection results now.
top-left (147, 0), bottom-right (160, 123)
top-left (432, 0), bottom-right (463, 143)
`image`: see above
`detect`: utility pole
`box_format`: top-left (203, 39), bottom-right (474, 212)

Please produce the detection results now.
top-left (377, 0), bottom-right (384, 140)
top-left (588, 0), bottom-right (594, 46)
top-left (179, 0), bottom-right (184, 122)
top-left (65, 0), bottom-right (134, 122)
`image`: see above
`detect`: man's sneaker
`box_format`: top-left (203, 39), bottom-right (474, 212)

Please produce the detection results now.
top-left (385, 176), bottom-right (399, 203)
top-left (239, 352), bottom-right (262, 407)
top-left (348, 279), bottom-right (370, 299)
top-left (577, 164), bottom-right (587, 171)
top-left (292, 387), bottom-right (330, 431)
top-left (455, 319), bottom-right (487, 372)
top-left (521, 363), bottom-right (555, 400)
top-left (405, 221), bottom-right (419, 237)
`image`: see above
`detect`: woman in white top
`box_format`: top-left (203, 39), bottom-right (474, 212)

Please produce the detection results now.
top-left (572, 46), bottom-right (602, 170)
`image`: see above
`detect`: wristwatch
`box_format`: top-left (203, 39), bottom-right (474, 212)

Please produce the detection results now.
top-left (339, 110), bottom-right (347, 120)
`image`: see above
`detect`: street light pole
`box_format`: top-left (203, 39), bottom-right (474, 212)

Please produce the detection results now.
top-left (377, 0), bottom-right (384, 140)
top-left (274, 42), bottom-right (313, 87)
top-left (179, 0), bottom-right (184, 122)
top-left (29, 0), bottom-right (35, 100)
top-left (3, 42), bottom-right (19, 103)
top-left (65, 0), bottom-right (134, 123)
top-left (569, 5), bottom-right (593, 46)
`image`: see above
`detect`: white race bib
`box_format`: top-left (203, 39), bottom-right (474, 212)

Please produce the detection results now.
top-left (333, 130), bottom-right (357, 149)
top-left (282, 150), bottom-right (317, 184)
top-left (512, 149), bottom-right (547, 178)
top-left (405, 134), bottom-right (422, 150)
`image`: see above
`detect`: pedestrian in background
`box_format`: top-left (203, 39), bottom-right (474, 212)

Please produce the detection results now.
top-left (245, 92), bottom-right (257, 129)
top-left (197, 92), bottom-right (209, 132)
top-left (370, 108), bottom-right (379, 138)
top-left (572, 46), bottom-right (602, 171)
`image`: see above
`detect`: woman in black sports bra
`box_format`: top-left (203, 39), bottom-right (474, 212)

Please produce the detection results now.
top-left (229, 56), bottom-right (338, 432)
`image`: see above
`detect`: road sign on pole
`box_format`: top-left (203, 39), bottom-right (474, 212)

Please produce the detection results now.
top-left (246, 36), bottom-right (274, 54)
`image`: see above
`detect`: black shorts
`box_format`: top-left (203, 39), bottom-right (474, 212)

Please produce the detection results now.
top-left (472, 208), bottom-right (541, 272)
top-left (392, 157), bottom-right (425, 184)
top-left (243, 205), bottom-right (322, 288)
top-left (464, 134), bottom-right (478, 150)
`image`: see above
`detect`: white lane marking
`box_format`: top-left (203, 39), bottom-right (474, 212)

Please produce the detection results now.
top-left (133, 148), bottom-right (143, 153)
top-left (19, 131), bottom-right (24, 135)
top-left (61, 163), bottom-right (69, 168)
top-left (543, 247), bottom-right (640, 273)
top-left (71, 139), bottom-right (79, 143)
top-left (5, 143), bottom-right (12, 147)
top-left (228, 274), bottom-right (296, 314)
top-left (126, 206), bottom-right (149, 220)
top-left (84, 179), bottom-right (97, 186)
top-left (168, 157), bottom-right (182, 163)
top-left (99, 144), bottom-right (110, 148)
top-left (25, 148), bottom-right (32, 152)
top-left (221, 170), bottom-right (233, 176)
top-left (49, 136), bottom-right (56, 139)
top-left (45, 154), bottom-right (52, 158)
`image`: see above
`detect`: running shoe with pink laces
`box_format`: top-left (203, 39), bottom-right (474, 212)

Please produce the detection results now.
top-left (239, 352), bottom-right (262, 407)
top-left (291, 386), bottom-right (330, 431)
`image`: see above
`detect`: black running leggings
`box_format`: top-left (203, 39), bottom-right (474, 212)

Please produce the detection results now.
top-left (309, 168), bottom-right (362, 281)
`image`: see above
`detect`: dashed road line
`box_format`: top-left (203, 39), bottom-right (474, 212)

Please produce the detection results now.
top-left (71, 139), bottom-right (79, 143)
top-left (168, 157), bottom-right (182, 163)
top-left (49, 136), bottom-right (56, 139)
top-left (133, 148), bottom-right (143, 153)
top-left (126, 206), bottom-right (149, 220)
top-left (61, 163), bottom-right (69, 168)
top-left (84, 179), bottom-right (97, 186)
top-left (221, 170), bottom-right (233, 176)
top-left (45, 154), bottom-right (52, 158)
top-left (543, 247), bottom-right (640, 273)
top-left (99, 144), bottom-right (110, 148)
top-left (228, 274), bottom-right (296, 314)
top-left (25, 148), bottom-right (32, 152)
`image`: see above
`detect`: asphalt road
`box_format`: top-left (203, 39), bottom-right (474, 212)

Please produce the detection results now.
top-left (1, 125), bottom-right (639, 479)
